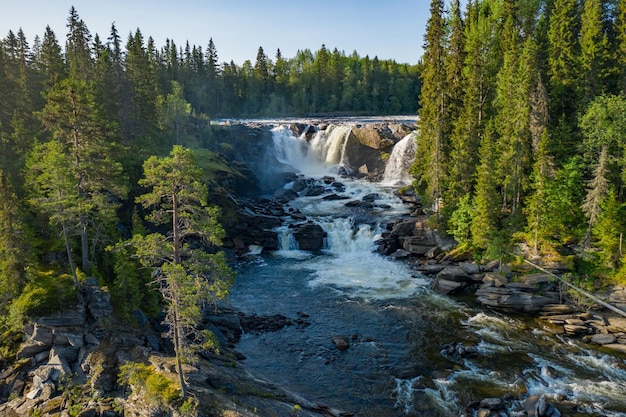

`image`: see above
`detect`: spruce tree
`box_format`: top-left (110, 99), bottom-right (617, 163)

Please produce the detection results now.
top-left (412, 0), bottom-right (448, 210)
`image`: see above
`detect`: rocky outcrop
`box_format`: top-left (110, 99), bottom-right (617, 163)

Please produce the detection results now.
top-left (291, 222), bottom-right (327, 251)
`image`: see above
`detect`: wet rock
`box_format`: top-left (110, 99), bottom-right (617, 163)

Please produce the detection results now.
top-left (274, 188), bottom-right (298, 203)
top-left (476, 287), bottom-right (554, 313)
top-left (433, 278), bottom-right (467, 295)
top-left (302, 184), bottom-right (326, 197)
top-left (291, 222), bottom-right (326, 251)
top-left (390, 249), bottom-right (411, 258)
top-left (322, 193), bottom-right (350, 201)
top-left (482, 272), bottom-right (508, 287)
top-left (332, 336), bottom-right (350, 351)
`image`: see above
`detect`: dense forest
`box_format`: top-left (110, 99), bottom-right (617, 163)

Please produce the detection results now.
top-left (0, 6), bottom-right (420, 345)
top-left (413, 0), bottom-right (626, 286)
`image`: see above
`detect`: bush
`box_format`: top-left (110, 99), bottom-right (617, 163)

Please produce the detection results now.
top-left (118, 362), bottom-right (181, 407)
top-left (9, 270), bottom-right (76, 323)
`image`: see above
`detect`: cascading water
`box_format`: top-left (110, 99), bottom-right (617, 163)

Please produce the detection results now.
top-left (383, 131), bottom-right (418, 186)
top-left (230, 122), bottom-right (626, 416)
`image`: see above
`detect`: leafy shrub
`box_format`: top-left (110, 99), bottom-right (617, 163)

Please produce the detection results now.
top-left (118, 362), bottom-right (181, 407)
top-left (9, 270), bottom-right (76, 323)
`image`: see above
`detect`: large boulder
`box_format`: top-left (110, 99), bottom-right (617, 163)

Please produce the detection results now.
top-left (291, 223), bottom-right (327, 251)
top-left (476, 287), bottom-right (554, 313)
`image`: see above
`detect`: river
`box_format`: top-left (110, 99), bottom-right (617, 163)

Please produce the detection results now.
top-left (228, 123), bottom-right (626, 416)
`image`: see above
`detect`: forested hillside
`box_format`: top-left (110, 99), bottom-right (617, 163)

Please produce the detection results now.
top-left (0, 6), bottom-right (419, 344)
top-left (414, 0), bottom-right (626, 285)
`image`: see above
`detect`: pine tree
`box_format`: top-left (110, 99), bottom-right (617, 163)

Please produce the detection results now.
top-left (40, 78), bottom-right (127, 274)
top-left (132, 145), bottom-right (234, 396)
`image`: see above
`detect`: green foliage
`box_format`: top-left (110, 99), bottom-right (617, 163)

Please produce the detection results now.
top-left (9, 270), bottom-right (76, 323)
top-left (118, 362), bottom-right (182, 407)
top-left (447, 194), bottom-right (474, 247)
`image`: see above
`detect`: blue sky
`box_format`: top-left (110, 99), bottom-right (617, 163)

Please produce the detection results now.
top-left (1, 1), bottom-right (458, 65)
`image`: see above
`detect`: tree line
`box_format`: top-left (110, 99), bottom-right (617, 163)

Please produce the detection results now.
top-left (414, 0), bottom-right (626, 283)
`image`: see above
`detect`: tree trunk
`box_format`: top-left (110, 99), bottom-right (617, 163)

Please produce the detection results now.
top-left (172, 193), bottom-right (180, 264)
top-left (80, 216), bottom-right (90, 274)
top-left (62, 221), bottom-right (82, 302)
top-left (172, 301), bottom-right (187, 396)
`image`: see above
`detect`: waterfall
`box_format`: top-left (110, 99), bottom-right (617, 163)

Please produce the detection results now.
top-left (271, 125), bottom-right (353, 177)
top-left (382, 132), bottom-right (417, 185)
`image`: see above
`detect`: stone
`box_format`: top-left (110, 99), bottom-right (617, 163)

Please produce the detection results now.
top-left (433, 278), bottom-right (467, 295)
top-left (16, 342), bottom-right (49, 360)
top-left (481, 260), bottom-right (500, 272)
top-left (415, 263), bottom-right (447, 274)
top-left (482, 273), bottom-right (508, 287)
top-left (607, 317), bottom-right (626, 333)
top-left (291, 222), bottom-right (326, 251)
top-left (518, 273), bottom-right (554, 285)
top-left (591, 333), bottom-right (616, 345)
top-left (390, 249), bottom-right (411, 259)
top-left (505, 283), bottom-right (540, 292)
top-left (332, 336), bottom-right (350, 351)
top-left (479, 398), bottom-right (504, 410)
top-left (37, 308), bottom-right (85, 326)
top-left (31, 324), bottom-right (54, 345)
top-left (459, 262), bottom-right (480, 275)
top-left (476, 287), bottom-right (554, 313)
top-left (84, 286), bottom-right (113, 320)
top-left (437, 265), bottom-right (471, 283)
top-left (34, 350), bottom-right (50, 364)
top-left (540, 304), bottom-right (578, 315)
top-left (604, 343), bottom-right (626, 354)
top-left (563, 324), bottom-right (590, 335)
top-left (391, 219), bottom-right (417, 236)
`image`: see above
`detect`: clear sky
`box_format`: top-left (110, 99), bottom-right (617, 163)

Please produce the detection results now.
top-left (0, 0), bottom-right (449, 65)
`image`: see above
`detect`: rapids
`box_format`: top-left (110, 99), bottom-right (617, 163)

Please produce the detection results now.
top-left (229, 123), bottom-right (626, 416)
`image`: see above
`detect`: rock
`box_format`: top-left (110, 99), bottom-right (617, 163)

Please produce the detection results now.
top-left (482, 272), bottom-right (507, 287)
top-left (604, 343), bottom-right (626, 354)
top-left (30, 324), bottom-right (54, 345)
top-left (322, 193), bottom-right (350, 201)
top-left (563, 324), bottom-right (591, 335)
top-left (37, 308), bottom-right (85, 326)
top-left (481, 260), bottom-right (500, 272)
top-left (433, 278), bottom-right (467, 295)
top-left (273, 188), bottom-right (298, 203)
top-left (415, 263), bottom-right (447, 274)
top-left (400, 236), bottom-right (438, 255)
top-left (540, 304), bottom-right (578, 315)
top-left (16, 342), bottom-right (50, 360)
top-left (505, 282), bottom-right (540, 292)
top-left (518, 273), bottom-right (554, 285)
top-left (607, 317), bottom-right (626, 333)
top-left (591, 333), bottom-right (616, 345)
top-left (391, 219), bottom-right (418, 236)
top-left (84, 286), bottom-right (113, 321)
top-left (302, 184), bottom-right (326, 196)
top-left (479, 398), bottom-right (504, 410)
top-left (291, 222), bottom-right (326, 251)
top-left (332, 336), bottom-right (350, 351)
top-left (390, 249), bottom-right (411, 259)
top-left (476, 287), bottom-right (554, 313)
top-left (459, 262), bottom-right (480, 275)
top-left (437, 266), bottom-right (472, 283)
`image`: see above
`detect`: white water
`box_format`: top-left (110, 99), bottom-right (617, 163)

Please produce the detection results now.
top-left (382, 131), bottom-right (417, 186)
top-left (269, 125), bottom-right (427, 300)
top-left (235, 124), bottom-right (626, 416)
